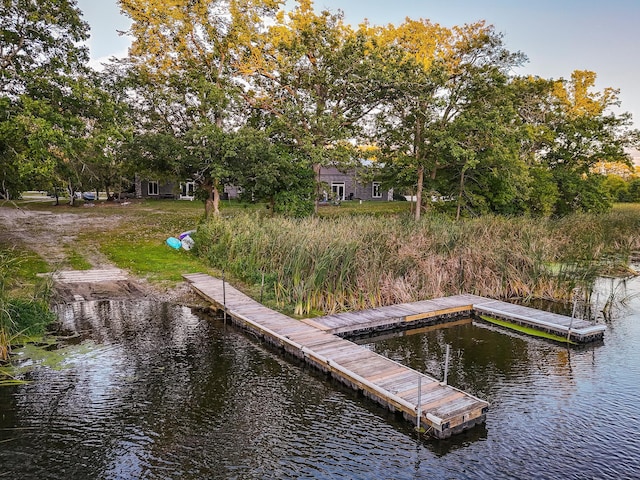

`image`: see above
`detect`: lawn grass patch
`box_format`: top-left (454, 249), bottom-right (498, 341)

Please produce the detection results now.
top-left (63, 247), bottom-right (92, 270)
top-left (318, 200), bottom-right (411, 217)
top-left (100, 238), bottom-right (211, 284)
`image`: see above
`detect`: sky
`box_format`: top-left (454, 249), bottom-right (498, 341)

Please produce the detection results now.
top-left (75, 0), bottom-right (640, 128)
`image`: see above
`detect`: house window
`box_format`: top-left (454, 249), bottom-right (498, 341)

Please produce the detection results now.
top-left (148, 180), bottom-right (159, 196)
top-left (372, 182), bottom-right (382, 198)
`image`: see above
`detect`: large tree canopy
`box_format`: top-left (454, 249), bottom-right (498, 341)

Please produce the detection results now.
top-left (240, 0), bottom-right (396, 212)
top-left (0, 0), bottom-right (93, 200)
top-left (119, 0), bottom-right (284, 216)
top-left (373, 19), bottom-right (527, 219)
top-left (3, 0), bottom-right (637, 219)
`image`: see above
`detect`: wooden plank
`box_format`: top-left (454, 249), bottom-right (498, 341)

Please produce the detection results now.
top-left (402, 385), bottom-right (454, 407)
top-left (300, 318), bottom-right (332, 331)
top-left (359, 364), bottom-right (410, 384)
top-left (49, 269), bottom-right (129, 283)
top-left (365, 366), bottom-right (410, 383)
top-left (395, 378), bottom-right (442, 399)
top-left (418, 391), bottom-right (466, 412)
top-left (377, 371), bottom-right (423, 391)
top-left (331, 349), bottom-right (378, 365)
top-left (405, 305), bottom-right (473, 322)
top-left (351, 357), bottom-right (399, 374)
top-left (367, 369), bottom-right (416, 387)
top-left (314, 342), bottom-right (365, 357)
top-left (434, 396), bottom-right (485, 417)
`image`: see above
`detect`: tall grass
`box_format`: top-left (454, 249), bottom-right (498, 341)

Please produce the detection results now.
top-left (0, 249), bottom-right (55, 362)
top-left (194, 208), bottom-right (640, 316)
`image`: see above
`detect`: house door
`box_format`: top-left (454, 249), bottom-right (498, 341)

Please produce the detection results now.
top-left (331, 182), bottom-right (345, 201)
top-left (180, 181), bottom-right (195, 200)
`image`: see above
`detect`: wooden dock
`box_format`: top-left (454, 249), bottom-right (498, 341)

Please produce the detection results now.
top-left (307, 294), bottom-right (606, 343)
top-left (183, 273), bottom-right (489, 439)
top-left (44, 268), bottom-right (129, 283)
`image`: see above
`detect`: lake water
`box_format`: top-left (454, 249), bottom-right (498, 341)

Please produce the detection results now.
top-left (1, 276), bottom-right (640, 479)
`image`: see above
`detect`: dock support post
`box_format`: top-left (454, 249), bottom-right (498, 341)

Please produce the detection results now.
top-left (443, 344), bottom-right (450, 385)
top-left (416, 376), bottom-right (422, 432)
top-left (222, 269), bottom-right (227, 325)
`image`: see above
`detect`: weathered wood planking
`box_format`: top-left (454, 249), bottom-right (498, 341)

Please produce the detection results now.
top-left (308, 293), bottom-right (605, 343)
top-left (41, 268), bottom-right (128, 283)
top-left (472, 298), bottom-right (606, 343)
top-left (183, 273), bottom-right (488, 439)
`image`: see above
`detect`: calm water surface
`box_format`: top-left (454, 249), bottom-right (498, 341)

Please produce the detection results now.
top-left (1, 276), bottom-right (640, 479)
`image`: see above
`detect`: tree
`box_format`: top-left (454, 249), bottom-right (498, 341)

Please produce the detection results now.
top-left (239, 0), bottom-right (391, 213)
top-left (119, 0), bottom-right (282, 217)
top-left (226, 126), bottom-right (315, 216)
top-left (374, 19), bottom-right (526, 220)
top-left (543, 71), bottom-right (636, 214)
top-left (0, 0), bottom-right (90, 200)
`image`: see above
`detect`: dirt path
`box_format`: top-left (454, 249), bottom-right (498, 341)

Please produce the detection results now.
top-left (0, 205), bottom-right (197, 304)
top-left (0, 205), bottom-right (121, 267)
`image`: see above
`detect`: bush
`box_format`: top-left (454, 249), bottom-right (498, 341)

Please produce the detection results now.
top-left (273, 191), bottom-right (314, 218)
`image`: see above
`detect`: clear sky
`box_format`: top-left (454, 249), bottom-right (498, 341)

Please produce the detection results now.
top-left (75, 0), bottom-right (640, 127)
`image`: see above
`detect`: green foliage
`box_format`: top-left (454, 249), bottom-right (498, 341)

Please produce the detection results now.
top-left (4, 299), bottom-right (55, 337)
top-left (603, 175), bottom-right (630, 202)
top-left (64, 248), bottom-right (92, 271)
top-left (0, 0), bottom-right (93, 201)
top-left (272, 190), bottom-right (314, 218)
top-left (0, 246), bottom-right (55, 361)
top-left (553, 170), bottom-right (612, 215)
top-left (628, 178), bottom-right (640, 202)
top-left (101, 240), bottom-right (206, 283)
top-left (527, 167), bottom-right (560, 216)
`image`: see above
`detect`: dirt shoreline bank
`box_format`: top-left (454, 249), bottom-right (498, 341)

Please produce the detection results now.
top-left (0, 205), bottom-right (201, 305)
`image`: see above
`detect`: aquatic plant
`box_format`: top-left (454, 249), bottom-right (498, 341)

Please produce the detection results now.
top-left (479, 315), bottom-right (577, 344)
top-left (0, 249), bottom-right (56, 362)
top-left (194, 208), bottom-right (640, 316)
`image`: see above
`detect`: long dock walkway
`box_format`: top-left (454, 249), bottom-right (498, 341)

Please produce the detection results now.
top-left (183, 273), bottom-right (488, 439)
top-left (307, 294), bottom-right (606, 343)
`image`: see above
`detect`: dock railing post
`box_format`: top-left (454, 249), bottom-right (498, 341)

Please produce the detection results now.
top-left (443, 344), bottom-right (450, 385)
top-left (568, 293), bottom-right (578, 342)
top-left (222, 269), bottom-right (227, 325)
top-left (260, 272), bottom-right (265, 304)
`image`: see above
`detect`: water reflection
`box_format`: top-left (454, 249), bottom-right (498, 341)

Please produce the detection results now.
top-left (1, 288), bottom-right (639, 479)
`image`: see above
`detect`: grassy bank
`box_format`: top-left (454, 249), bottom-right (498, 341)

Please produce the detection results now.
top-left (0, 246), bottom-right (56, 362)
top-left (194, 207), bottom-right (640, 316)
top-left (5, 198), bottom-right (640, 320)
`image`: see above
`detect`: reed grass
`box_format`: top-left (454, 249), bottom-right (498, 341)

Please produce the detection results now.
top-left (0, 248), bottom-right (55, 362)
top-left (194, 208), bottom-right (640, 316)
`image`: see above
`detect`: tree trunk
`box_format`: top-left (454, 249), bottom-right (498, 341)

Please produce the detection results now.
top-left (313, 162), bottom-right (321, 215)
top-left (67, 179), bottom-right (75, 206)
top-left (415, 165), bottom-right (424, 221)
top-left (456, 169), bottom-right (465, 221)
top-left (204, 179), bottom-right (221, 218)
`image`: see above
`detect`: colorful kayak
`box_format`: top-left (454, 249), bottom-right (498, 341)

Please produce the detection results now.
top-left (166, 237), bottom-right (182, 249)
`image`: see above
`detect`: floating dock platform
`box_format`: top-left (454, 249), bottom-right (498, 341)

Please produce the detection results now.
top-left (184, 274), bottom-right (489, 439)
top-left (308, 294), bottom-right (606, 343)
